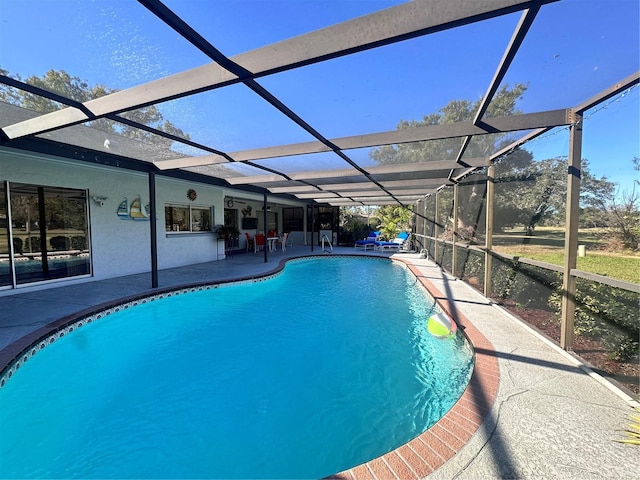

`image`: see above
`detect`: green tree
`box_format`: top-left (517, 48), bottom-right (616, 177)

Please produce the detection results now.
top-left (370, 85), bottom-right (616, 236)
top-left (371, 84), bottom-right (528, 238)
top-left (376, 205), bottom-right (413, 240)
top-left (371, 84), bottom-right (528, 165)
top-left (0, 67), bottom-right (188, 144)
top-left (589, 157), bottom-right (640, 251)
top-left (339, 206), bottom-right (373, 242)
top-left (494, 155), bottom-right (614, 233)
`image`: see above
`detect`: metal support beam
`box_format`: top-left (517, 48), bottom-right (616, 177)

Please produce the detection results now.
top-left (451, 6), bottom-right (540, 177)
top-left (310, 205), bottom-right (315, 252)
top-left (434, 190), bottom-right (439, 263)
top-left (423, 199), bottom-right (428, 255)
top-left (156, 110), bottom-right (568, 170)
top-left (226, 158), bottom-right (487, 185)
top-left (2, 0), bottom-right (559, 140)
top-left (452, 184), bottom-right (459, 276)
top-left (560, 111), bottom-right (583, 350)
top-left (484, 165), bottom-right (495, 297)
top-left (263, 193), bottom-right (268, 263)
top-left (149, 171), bottom-right (158, 288)
top-left (573, 71), bottom-right (639, 114)
top-left (474, 7), bottom-right (540, 125)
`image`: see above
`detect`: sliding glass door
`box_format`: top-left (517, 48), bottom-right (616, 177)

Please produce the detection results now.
top-left (8, 182), bottom-right (91, 285)
top-left (0, 183), bottom-right (11, 287)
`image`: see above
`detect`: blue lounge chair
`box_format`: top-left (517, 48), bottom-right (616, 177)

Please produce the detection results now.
top-left (374, 232), bottom-right (411, 252)
top-left (354, 231), bottom-right (380, 250)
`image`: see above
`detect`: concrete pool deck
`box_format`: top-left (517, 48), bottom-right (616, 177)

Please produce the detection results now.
top-left (1, 246), bottom-right (638, 479)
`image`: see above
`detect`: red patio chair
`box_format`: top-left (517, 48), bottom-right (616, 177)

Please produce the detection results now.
top-left (244, 232), bottom-right (254, 252)
top-left (254, 234), bottom-right (265, 253)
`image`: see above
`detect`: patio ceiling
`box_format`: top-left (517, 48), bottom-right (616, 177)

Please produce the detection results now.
top-left (0, 0), bottom-right (638, 206)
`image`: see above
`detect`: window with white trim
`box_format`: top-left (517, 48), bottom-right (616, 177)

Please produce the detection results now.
top-left (165, 204), bottom-right (213, 233)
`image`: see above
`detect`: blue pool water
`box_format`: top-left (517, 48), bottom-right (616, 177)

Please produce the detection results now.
top-left (0, 257), bottom-right (473, 479)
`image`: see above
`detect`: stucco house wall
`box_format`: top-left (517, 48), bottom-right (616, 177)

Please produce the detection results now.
top-left (0, 148), bottom-right (227, 285)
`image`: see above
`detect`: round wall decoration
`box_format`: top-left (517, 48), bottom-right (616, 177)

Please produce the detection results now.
top-left (226, 199), bottom-right (234, 208)
top-left (187, 189), bottom-right (197, 201)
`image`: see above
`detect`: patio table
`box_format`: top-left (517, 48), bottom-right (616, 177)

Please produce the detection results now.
top-left (267, 236), bottom-right (279, 252)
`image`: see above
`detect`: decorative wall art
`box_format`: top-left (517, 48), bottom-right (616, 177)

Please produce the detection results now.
top-left (117, 196), bottom-right (150, 221)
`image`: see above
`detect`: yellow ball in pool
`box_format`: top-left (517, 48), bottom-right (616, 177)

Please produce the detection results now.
top-left (427, 312), bottom-right (456, 339)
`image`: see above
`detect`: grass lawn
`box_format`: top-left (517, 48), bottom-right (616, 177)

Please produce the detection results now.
top-left (491, 227), bottom-right (639, 283)
top-left (508, 251), bottom-right (640, 283)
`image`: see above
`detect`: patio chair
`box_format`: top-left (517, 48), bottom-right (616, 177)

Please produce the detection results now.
top-left (354, 231), bottom-right (380, 251)
top-left (397, 232), bottom-right (412, 251)
top-left (279, 232), bottom-right (289, 251)
top-left (244, 232), bottom-right (254, 252)
top-left (254, 234), bottom-right (265, 253)
top-left (374, 232), bottom-right (410, 252)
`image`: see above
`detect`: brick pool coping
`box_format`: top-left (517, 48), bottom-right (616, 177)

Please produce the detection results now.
top-left (0, 255), bottom-right (499, 478)
top-left (328, 260), bottom-right (500, 479)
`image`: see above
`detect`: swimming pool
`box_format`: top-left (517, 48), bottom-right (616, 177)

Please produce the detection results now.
top-left (0, 256), bottom-right (473, 479)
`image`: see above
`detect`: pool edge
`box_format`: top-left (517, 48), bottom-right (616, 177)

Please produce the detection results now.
top-left (0, 257), bottom-right (293, 382)
top-left (327, 259), bottom-right (500, 480)
top-left (0, 254), bottom-right (499, 479)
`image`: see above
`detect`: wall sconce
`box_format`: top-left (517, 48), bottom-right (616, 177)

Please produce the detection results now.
top-left (91, 196), bottom-right (108, 207)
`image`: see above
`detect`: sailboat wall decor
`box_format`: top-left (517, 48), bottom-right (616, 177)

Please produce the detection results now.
top-left (117, 198), bottom-right (129, 218)
top-left (117, 196), bottom-right (150, 221)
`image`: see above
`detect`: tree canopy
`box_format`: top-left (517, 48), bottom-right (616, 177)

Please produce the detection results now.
top-left (0, 67), bottom-right (189, 144)
top-left (369, 84), bottom-right (617, 236)
top-left (376, 205), bottom-right (413, 240)
top-left (370, 84), bottom-right (528, 165)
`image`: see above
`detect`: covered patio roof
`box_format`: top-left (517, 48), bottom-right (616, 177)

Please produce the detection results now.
top-left (0, 0), bottom-right (638, 205)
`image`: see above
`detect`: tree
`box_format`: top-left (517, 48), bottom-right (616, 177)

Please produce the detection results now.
top-left (370, 85), bottom-right (616, 237)
top-left (371, 84), bottom-right (528, 165)
top-left (339, 206), bottom-right (374, 243)
top-left (370, 84), bottom-right (528, 238)
top-left (0, 67), bottom-right (189, 144)
top-left (589, 157), bottom-right (640, 251)
top-left (375, 205), bottom-right (413, 240)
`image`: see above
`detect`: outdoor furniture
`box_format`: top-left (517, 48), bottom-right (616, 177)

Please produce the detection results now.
top-left (267, 236), bottom-right (278, 252)
top-left (374, 240), bottom-right (401, 252)
top-left (279, 233), bottom-right (289, 251)
top-left (397, 232), bottom-right (412, 251)
top-left (254, 234), bottom-right (265, 253)
top-left (374, 232), bottom-right (410, 252)
top-left (354, 231), bottom-right (380, 250)
top-left (244, 232), bottom-right (254, 252)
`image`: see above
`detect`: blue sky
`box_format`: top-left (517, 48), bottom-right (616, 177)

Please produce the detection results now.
top-left (0, 0), bottom-right (638, 190)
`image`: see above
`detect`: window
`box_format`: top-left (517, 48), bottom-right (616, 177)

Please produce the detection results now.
top-left (283, 207), bottom-right (304, 231)
top-left (4, 182), bottom-right (91, 286)
top-left (191, 207), bottom-right (212, 232)
top-left (308, 206), bottom-right (338, 231)
top-left (257, 212), bottom-right (278, 233)
top-left (165, 204), bottom-right (212, 233)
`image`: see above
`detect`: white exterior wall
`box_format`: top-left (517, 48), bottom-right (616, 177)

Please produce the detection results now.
top-left (0, 148), bottom-right (226, 282)
top-left (156, 176), bottom-right (224, 269)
